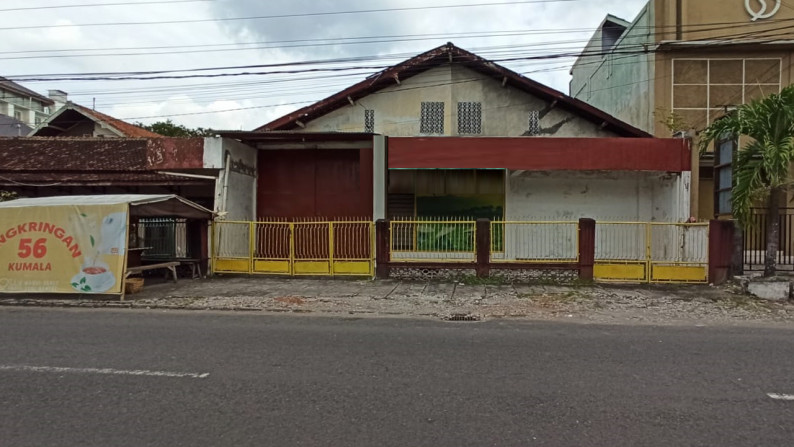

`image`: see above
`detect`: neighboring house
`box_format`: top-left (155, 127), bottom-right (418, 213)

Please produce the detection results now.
top-left (0, 114), bottom-right (31, 137)
top-left (29, 102), bottom-right (162, 138)
top-left (0, 136), bottom-right (256, 221)
top-left (0, 77), bottom-right (58, 128)
top-left (224, 43), bottom-right (691, 225)
top-left (570, 0), bottom-right (794, 217)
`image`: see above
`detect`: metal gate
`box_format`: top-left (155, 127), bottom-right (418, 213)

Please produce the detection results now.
top-left (212, 220), bottom-right (374, 276)
top-left (594, 222), bottom-right (709, 283)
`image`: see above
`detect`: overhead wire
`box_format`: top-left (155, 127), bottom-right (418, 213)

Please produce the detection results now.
top-left (0, 0), bottom-right (584, 31)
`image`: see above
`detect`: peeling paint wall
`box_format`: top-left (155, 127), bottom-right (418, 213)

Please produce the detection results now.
top-left (505, 170), bottom-right (688, 222)
top-left (302, 64), bottom-right (619, 138)
top-left (205, 137), bottom-right (257, 221)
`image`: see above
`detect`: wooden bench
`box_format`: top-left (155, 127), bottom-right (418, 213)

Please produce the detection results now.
top-left (125, 261), bottom-right (181, 283)
top-left (141, 257), bottom-right (203, 279)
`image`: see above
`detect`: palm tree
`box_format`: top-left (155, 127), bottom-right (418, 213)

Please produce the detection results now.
top-left (700, 85), bottom-right (794, 277)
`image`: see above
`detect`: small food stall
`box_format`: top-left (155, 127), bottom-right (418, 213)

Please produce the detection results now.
top-left (0, 194), bottom-right (213, 298)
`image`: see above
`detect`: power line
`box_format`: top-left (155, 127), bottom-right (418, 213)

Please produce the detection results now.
top-left (0, 0), bottom-right (582, 31)
top-left (0, 0), bottom-right (216, 13)
top-left (4, 15), bottom-right (790, 60)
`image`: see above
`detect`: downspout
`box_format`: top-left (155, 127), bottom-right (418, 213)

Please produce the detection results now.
top-left (220, 151), bottom-right (231, 215)
top-left (675, 0), bottom-right (683, 41)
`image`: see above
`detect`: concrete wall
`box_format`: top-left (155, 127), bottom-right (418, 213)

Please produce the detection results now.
top-left (204, 137), bottom-right (257, 221)
top-left (502, 170), bottom-right (691, 262)
top-left (505, 170), bottom-right (688, 222)
top-left (570, 5), bottom-right (655, 133)
top-left (302, 65), bottom-right (619, 138)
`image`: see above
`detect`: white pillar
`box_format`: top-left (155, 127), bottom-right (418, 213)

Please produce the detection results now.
top-left (373, 135), bottom-right (387, 221)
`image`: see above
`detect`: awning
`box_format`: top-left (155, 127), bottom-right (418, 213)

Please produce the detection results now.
top-left (0, 194), bottom-right (214, 220)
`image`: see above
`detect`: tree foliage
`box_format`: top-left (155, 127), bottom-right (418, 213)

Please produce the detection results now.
top-left (699, 85), bottom-right (794, 277)
top-left (699, 85), bottom-right (794, 226)
top-left (135, 119), bottom-right (216, 137)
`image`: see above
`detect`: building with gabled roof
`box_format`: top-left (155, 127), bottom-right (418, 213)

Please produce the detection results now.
top-left (29, 102), bottom-right (162, 138)
top-left (0, 76), bottom-right (56, 128)
top-left (223, 43), bottom-right (692, 226)
top-left (259, 42), bottom-right (650, 138)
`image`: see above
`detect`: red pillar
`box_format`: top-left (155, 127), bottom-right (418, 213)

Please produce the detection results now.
top-left (375, 219), bottom-right (390, 279)
top-left (578, 218), bottom-right (596, 281)
top-left (709, 219), bottom-right (735, 285)
top-left (476, 219), bottom-right (491, 278)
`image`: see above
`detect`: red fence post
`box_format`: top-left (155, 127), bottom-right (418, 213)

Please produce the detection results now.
top-left (375, 219), bottom-right (390, 279)
top-left (709, 219), bottom-right (735, 285)
top-left (476, 219), bottom-right (491, 278)
top-left (578, 218), bottom-right (596, 281)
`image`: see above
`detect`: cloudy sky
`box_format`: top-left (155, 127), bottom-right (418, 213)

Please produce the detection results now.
top-left (2, 0), bottom-right (647, 130)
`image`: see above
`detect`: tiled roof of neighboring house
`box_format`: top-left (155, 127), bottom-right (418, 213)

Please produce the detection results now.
top-left (0, 172), bottom-right (211, 186)
top-left (258, 42), bottom-right (651, 138)
top-left (0, 137), bottom-right (211, 187)
top-left (29, 102), bottom-right (162, 138)
top-left (0, 137), bottom-right (150, 171)
top-left (72, 103), bottom-right (163, 138)
top-left (0, 77), bottom-right (55, 105)
top-left (0, 114), bottom-right (32, 137)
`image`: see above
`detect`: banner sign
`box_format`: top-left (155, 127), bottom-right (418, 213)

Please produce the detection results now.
top-left (0, 204), bottom-right (128, 294)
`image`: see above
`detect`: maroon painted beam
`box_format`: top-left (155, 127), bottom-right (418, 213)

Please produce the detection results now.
top-left (389, 137), bottom-right (691, 172)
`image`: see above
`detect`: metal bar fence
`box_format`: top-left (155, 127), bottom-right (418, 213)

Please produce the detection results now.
top-left (490, 221), bottom-right (579, 263)
top-left (594, 222), bottom-right (708, 283)
top-left (389, 217), bottom-right (476, 262)
top-left (131, 218), bottom-right (188, 258)
top-left (212, 219), bottom-right (373, 275)
top-left (743, 208), bottom-right (794, 271)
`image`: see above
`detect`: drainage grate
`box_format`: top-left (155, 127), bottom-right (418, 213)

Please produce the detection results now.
top-left (445, 313), bottom-right (481, 322)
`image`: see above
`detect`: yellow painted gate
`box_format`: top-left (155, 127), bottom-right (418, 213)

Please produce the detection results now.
top-left (212, 220), bottom-right (374, 276)
top-left (594, 222), bottom-right (709, 283)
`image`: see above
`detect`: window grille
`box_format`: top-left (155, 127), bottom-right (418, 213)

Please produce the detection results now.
top-left (420, 102), bottom-right (444, 134)
top-left (364, 109), bottom-right (375, 133)
top-left (528, 110), bottom-right (541, 136)
top-left (457, 102), bottom-right (482, 134)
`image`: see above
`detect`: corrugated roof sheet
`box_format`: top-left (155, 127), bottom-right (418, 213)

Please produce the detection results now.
top-left (0, 194), bottom-right (213, 217)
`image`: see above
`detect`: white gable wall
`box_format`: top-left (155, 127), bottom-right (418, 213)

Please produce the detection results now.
top-left (302, 64), bottom-right (619, 138)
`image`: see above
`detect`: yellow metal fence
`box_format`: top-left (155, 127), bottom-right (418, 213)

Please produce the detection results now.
top-left (389, 218), bottom-right (476, 262)
top-left (595, 222), bottom-right (709, 283)
top-left (212, 220), bottom-right (374, 276)
top-left (490, 221), bottom-right (579, 263)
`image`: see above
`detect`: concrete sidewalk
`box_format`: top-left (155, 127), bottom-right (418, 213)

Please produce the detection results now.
top-left (2, 276), bottom-right (793, 327)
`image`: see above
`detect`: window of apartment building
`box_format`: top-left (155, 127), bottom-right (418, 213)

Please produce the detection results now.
top-left (714, 136), bottom-right (736, 216)
top-left (672, 58), bottom-right (781, 132)
top-left (420, 101), bottom-right (444, 134)
top-left (364, 109), bottom-right (375, 133)
top-left (457, 102), bottom-right (482, 135)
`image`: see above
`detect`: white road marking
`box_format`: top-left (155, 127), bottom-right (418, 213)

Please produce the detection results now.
top-left (0, 364), bottom-right (209, 379)
top-left (767, 393), bottom-right (794, 401)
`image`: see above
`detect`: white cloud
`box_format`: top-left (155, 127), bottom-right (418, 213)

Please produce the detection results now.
top-left (1, 0), bottom-right (648, 130)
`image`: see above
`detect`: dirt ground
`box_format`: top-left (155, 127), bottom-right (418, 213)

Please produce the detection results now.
top-left (3, 275), bottom-right (794, 327)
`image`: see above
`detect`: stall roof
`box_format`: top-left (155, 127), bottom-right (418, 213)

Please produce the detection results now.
top-left (0, 194), bottom-right (213, 219)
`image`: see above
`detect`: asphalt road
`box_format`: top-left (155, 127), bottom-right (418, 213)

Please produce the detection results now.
top-left (1, 308), bottom-right (793, 446)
